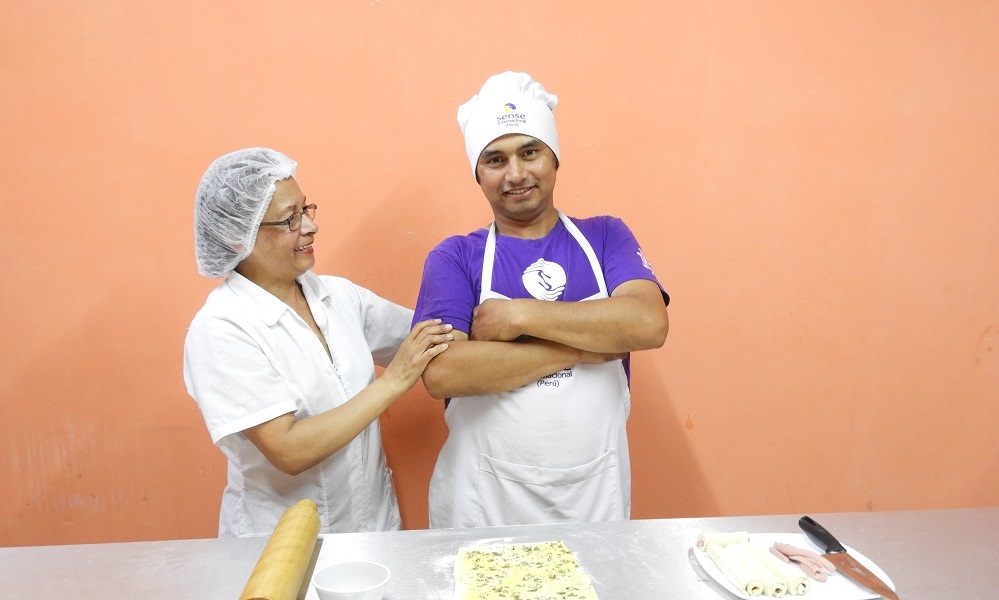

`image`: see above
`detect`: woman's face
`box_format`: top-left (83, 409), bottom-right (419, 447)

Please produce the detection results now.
top-left (235, 177), bottom-right (318, 289)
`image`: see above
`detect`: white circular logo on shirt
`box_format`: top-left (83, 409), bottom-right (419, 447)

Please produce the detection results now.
top-left (522, 259), bottom-right (566, 301)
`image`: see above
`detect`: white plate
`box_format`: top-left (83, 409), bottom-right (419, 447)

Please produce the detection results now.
top-left (692, 533), bottom-right (896, 600)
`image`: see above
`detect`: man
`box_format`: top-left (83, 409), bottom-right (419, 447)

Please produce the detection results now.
top-left (413, 71), bottom-right (669, 528)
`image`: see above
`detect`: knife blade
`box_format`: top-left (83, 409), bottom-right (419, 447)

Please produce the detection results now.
top-left (799, 516), bottom-right (900, 600)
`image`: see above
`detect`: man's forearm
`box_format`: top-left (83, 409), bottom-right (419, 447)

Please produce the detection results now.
top-left (421, 337), bottom-right (582, 399)
top-left (471, 280), bottom-right (669, 353)
top-left (514, 294), bottom-right (668, 353)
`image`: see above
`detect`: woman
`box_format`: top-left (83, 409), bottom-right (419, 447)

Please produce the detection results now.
top-left (184, 147), bottom-right (451, 536)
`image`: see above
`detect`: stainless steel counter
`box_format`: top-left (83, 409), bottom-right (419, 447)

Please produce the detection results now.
top-left (3, 508), bottom-right (997, 599)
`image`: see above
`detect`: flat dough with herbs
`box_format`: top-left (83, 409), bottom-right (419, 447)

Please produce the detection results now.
top-left (454, 541), bottom-right (598, 599)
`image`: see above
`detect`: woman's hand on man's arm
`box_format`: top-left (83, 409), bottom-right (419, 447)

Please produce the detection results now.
top-left (243, 319), bottom-right (452, 475)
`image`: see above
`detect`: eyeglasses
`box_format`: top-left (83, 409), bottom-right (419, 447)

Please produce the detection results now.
top-left (259, 204), bottom-right (317, 232)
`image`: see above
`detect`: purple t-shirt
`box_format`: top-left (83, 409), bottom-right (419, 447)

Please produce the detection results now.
top-left (413, 215), bottom-right (668, 335)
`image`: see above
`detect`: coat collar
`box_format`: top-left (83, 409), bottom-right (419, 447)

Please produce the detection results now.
top-left (225, 271), bottom-right (331, 326)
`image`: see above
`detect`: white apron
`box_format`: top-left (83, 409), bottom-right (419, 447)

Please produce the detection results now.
top-left (428, 212), bottom-right (632, 528)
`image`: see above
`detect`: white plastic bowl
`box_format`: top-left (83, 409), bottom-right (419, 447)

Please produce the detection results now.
top-left (313, 561), bottom-right (390, 600)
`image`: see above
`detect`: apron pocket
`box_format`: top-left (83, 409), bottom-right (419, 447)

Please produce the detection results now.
top-left (476, 449), bottom-right (624, 526)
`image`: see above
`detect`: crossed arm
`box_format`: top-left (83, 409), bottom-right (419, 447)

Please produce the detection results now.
top-left (421, 279), bottom-right (668, 399)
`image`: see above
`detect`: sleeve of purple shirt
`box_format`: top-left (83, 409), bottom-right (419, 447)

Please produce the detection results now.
top-left (579, 216), bottom-right (670, 305)
top-left (412, 233), bottom-right (484, 334)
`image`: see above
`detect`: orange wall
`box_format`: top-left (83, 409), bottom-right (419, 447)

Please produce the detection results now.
top-left (2, 2), bottom-right (997, 547)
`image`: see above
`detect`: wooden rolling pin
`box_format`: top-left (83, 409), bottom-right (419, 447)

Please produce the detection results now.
top-left (239, 499), bottom-right (321, 600)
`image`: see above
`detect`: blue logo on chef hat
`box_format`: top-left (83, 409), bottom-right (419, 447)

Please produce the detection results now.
top-left (497, 102), bottom-right (527, 127)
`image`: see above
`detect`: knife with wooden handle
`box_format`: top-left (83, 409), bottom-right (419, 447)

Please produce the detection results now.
top-left (799, 516), bottom-right (900, 600)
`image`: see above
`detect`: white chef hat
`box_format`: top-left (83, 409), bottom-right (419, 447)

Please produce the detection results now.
top-left (193, 147), bottom-right (297, 278)
top-left (457, 71), bottom-right (560, 177)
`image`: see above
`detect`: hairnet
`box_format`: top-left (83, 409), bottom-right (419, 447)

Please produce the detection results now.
top-left (457, 71), bottom-right (560, 177)
top-left (193, 147), bottom-right (297, 278)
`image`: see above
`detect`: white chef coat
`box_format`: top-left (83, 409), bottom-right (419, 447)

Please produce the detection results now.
top-left (184, 270), bottom-right (411, 537)
top-left (428, 212), bottom-right (632, 528)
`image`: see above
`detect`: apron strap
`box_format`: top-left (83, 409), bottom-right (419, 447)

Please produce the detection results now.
top-left (557, 211), bottom-right (608, 298)
top-left (480, 222), bottom-right (499, 304)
